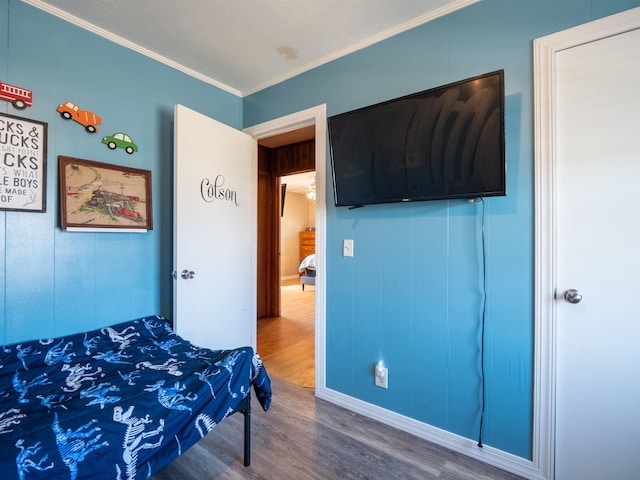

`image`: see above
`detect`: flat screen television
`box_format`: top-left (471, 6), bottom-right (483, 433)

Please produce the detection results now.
top-left (328, 70), bottom-right (506, 207)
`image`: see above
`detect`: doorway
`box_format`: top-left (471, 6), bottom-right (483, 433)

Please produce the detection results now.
top-left (258, 137), bottom-right (316, 388)
top-left (267, 168), bottom-right (316, 388)
top-left (245, 105), bottom-right (327, 393)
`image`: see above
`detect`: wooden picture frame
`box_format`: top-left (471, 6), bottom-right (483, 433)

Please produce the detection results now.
top-left (59, 156), bottom-right (153, 231)
top-left (0, 112), bottom-right (47, 212)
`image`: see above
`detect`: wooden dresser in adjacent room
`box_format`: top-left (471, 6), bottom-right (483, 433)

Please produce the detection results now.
top-left (299, 230), bottom-right (315, 263)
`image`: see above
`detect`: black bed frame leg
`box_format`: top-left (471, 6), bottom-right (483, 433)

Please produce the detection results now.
top-left (243, 394), bottom-right (251, 467)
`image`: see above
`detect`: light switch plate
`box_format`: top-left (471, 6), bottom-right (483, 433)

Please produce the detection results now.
top-left (343, 239), bottom-right (354, 257)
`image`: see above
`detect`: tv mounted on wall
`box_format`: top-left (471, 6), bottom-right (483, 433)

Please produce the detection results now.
top-left (328, 70), bottom-right (506, 208)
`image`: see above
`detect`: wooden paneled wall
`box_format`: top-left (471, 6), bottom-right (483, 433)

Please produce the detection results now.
top-left (270, 139), bottom-right (315, 176)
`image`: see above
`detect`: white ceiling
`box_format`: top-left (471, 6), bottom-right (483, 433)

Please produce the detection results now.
top-left (24, 0), bottom-right (476, 193)
top-left (26, 0), bottom-right (477, 96)
top-left (283, 171), bottom-right (316, 196)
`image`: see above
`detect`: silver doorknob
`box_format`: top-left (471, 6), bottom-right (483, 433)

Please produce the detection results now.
top-left (563, 289), bottom-right (582, 304)
top-left (181, 269), bottom-right (195, 280)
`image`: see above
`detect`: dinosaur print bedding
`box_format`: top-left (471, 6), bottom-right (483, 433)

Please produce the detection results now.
top-left (0, 315), bottom-right (271, 480)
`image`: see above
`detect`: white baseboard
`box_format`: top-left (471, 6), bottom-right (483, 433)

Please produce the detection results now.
top-left (316, 385), bottom-right (544, 480)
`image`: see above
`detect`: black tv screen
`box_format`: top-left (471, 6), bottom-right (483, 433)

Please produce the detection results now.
top-left (328, 70), bottom-right (506, 207)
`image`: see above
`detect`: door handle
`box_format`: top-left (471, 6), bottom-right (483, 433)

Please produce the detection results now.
top-left (562, 289), bottom-right (583, 304)
top-left (181, 269), bottom-right (195, 280)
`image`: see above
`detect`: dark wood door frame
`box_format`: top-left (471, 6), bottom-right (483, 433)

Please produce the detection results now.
top-left (257, 139), bottom-right (315, 319)
top-left (257, 146), bottom-right (280, 318)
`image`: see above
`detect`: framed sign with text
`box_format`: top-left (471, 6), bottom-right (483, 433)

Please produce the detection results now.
top-left (0, 112), bottom-right (48, 212)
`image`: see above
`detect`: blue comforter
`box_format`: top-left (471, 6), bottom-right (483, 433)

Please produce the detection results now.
top-left (0, 315), bottom-right (271, 480)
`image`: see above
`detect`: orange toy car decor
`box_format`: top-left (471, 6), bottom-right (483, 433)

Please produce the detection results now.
top-left (0, 80), bottom-right (32, 109)
top-left (57, 101), bottom-right (102, 133)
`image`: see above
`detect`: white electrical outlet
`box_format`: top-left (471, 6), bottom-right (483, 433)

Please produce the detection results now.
top-left (374, 363), bottom-right (388, 389)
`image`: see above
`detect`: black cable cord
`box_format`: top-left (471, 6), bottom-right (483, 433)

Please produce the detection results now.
top-left (477, 197), bottom-right (487, 448)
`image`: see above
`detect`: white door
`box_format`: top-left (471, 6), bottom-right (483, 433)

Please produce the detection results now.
top-left (173, 104), bottom-right (257, 350)
top-left (554, 28), bottom-right (640, 479)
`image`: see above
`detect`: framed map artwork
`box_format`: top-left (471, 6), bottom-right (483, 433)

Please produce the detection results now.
top-left (58, 156), bottom-right (153, 231)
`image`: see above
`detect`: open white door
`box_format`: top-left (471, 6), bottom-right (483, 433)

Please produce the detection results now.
top-left (173, 104), bottom-right (257, 350)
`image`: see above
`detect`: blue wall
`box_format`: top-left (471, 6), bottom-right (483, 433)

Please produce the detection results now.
top-left (0, 0), bottom-right (241, 343)
top-left (2, 0), bottom-right (640, 465)
top-left (243, 0), bottom-right (640, 459)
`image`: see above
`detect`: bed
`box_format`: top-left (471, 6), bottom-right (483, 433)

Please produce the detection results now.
top-left (298, 253), bottom-right (316, 290)
top-left (0, 315), bottom-right (271, 480)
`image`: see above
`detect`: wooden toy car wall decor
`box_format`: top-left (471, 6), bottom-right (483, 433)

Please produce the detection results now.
top-left (56, 101), bottom-right (102, 133)
top-left (102, 132), bottom-right (138, 154)
top-left (0, 80), bottom-right (32, 109)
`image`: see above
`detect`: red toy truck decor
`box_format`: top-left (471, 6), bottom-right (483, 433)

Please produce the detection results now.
top-left (0, 80), bottom-right (32, 109)
top-left (57, 101), bottom-right (102, 133)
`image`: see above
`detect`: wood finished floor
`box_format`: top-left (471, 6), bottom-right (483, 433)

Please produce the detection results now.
top-left (151, 376), bottom-right (524, 480)
top-left (256, 279), bottom-right (315, 389)
top-left (152, 280), bottom-right (525, 479)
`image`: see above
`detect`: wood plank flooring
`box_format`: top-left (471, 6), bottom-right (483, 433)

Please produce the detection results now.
top-left (152, 280), bottom-right (525, 479)
top-left (256, 279), bottom-right (315, 388)
top-left (151, 376), bottom-right (524, 480)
